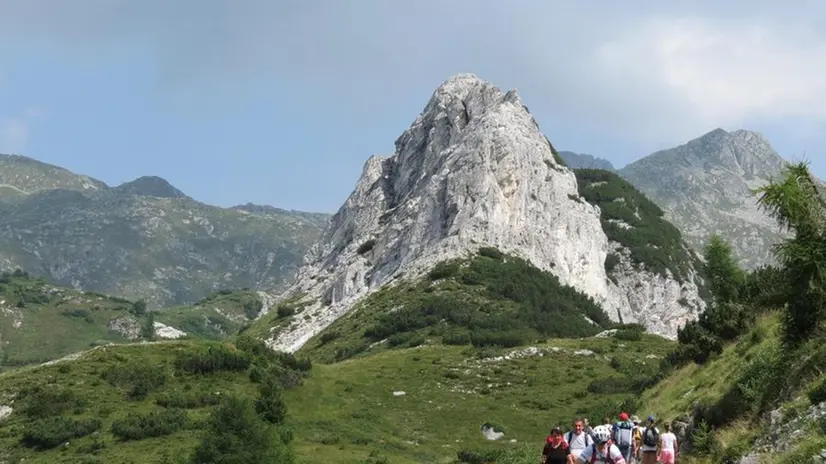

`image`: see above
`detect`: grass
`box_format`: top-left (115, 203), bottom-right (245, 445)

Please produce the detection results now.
top-left (0, 271), bottom-right (135, 366)
top-left (285, 334), bottom-right (675, 463)
top-left (154, 289), bottom-right (263, 340)
top-left (0, 271), bottom-right (267, 368)
top-left (0, 338), bottom-right (306, 463)
top-left (641, 313), bottom-right (782, 423)
top-left (0, 328), bottom-right (673, 463)
top-left (297, 250), bottom-right (615, 364)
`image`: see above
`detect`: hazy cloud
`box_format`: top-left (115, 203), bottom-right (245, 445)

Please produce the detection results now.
top-left (0, 117), bottom-right (29, 153)
top-left (1, 0), bottom-right (824, 155)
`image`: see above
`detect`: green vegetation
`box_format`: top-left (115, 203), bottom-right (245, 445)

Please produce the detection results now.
top-left (300, 249), bottom-right (614, 363)
top-left (286, 335), bottom-right (673, 463)
top-left (0, 270), bottom-right (269, 368)
top-left (641, 161), bottom-right (826, 463)
top-left (0, 270), bottom-right (137, 367)
top-left (0, 336), bottom-right (309, 463)
top-left (573, 168), bottom-right (697, 282)
top-left (154, 289), bottom-right (264, 340)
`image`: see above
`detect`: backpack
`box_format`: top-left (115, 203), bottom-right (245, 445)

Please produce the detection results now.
top-left (588, 444), bottom-right (616, 464)
top-left (614, 421), bottom-right (634, 447)
top-left (642, 426), bottom-right (659, 447)
top-left (566, 431), bottom-right (594, 448)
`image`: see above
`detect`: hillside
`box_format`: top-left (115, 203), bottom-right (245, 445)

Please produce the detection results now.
top-left (0, 270), bottom-right (267, 368)
top-left (261, 73), bottom-right (704, 354)
top-left (0, 338), bottom-right (307, 463)
top-left (0, 322), bottom-right (673, 463)
top-left (0, 154), bottom-right (330, 307)
top-left (617, 128), bottom-right (792, 269)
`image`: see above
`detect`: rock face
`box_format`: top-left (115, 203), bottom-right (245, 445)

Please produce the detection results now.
top-left (558, 151), bottom-right (616, 171)
top-left (0, 154), bottom-right (331, 307)
top-left (618, 128), bottom-right (792, 268)
top-left (266, 74), bottom-right (705, 352)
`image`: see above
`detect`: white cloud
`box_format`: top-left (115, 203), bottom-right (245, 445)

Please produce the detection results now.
top-left (590, 16), bottom-right (826, 141)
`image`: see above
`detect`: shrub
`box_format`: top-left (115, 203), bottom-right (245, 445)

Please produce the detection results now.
top-left (111, 409), bottom-right (188, 441)
top-left (102, 363), bottom-right (167, 400)
top-left (21, 417), bottom-right (101, 449)
top-left (174, 344), bottom-right (251, 375)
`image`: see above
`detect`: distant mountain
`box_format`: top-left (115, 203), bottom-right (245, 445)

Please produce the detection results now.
top-left (0, 154), bottom-right (331, 308)
top-left (618, 128), bottom-right (795, 268)
top-left (558, 151), bottom-right (616, 171)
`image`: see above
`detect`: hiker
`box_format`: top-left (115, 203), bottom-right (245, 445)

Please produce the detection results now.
top-left (583, 418), bottom-right (595, 439)
top-left (630, 415), bottom-right (643, 463)
top-left (565, 419), bottom-right (595, 461)
top-left (541, 426), bottom-right (573, 464)
top-left (658, 422), bottom-right (678, 464)
top-left (639, 416), bottom-right (660, 464)
top-left (612, 412), bottom-right (635, 462)
top-left (575, 425), bottom-right (626, 464)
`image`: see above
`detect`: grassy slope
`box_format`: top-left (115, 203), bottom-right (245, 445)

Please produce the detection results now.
top-left (0, 272), bottom-right (134, 366)
top-left (0, 271), bottom-right (262, 368)
top-left (154, 290), bottom-right (263, 340)
top-left (641, 312), bottom-right (826, 463)
top-left (0, 339), bottom-right (301, 463)
top-left (283, 334), bottom-right (674, 463)
top-left (294, 250), bottom-right (615, 364)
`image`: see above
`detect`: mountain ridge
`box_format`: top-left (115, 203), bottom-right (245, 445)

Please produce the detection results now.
top-left (0, 153), bottom-right (331, 308)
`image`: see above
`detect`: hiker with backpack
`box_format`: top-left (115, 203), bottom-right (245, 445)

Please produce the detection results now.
top-left (574, 425), bottom-right (626, 464)
top-left (639, 416), bottom-right (660, 464)
top-left (565, 419), bottom-right (595, 461)
top-left (541, 426), bottom-right (573, 464)
top-left (612, 413), bottom-right (635, 462)
top-left (630, 415), bottom-right (642, 463)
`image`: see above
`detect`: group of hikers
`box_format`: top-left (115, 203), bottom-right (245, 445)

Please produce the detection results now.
top-left (540, 413), bottom-right (678, 464)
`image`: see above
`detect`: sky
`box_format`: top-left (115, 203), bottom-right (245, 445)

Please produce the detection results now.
top-left (1, 0), bottom-right (825, 213)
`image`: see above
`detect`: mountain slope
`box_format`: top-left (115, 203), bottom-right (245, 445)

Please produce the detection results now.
top-left (558, 151), bottom-right (616, 170)
top-left (618, 128), bottom-right (792, 268)
top-left (0, 155), bottom-right (330, 307)
top-left (0, 269), bottom-right (271, 368)
top-left (259, 73), bottom-right (705, 353)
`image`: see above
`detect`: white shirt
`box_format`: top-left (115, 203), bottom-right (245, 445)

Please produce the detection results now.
top-left (566, 431), bottom-right (593, 457)
top-left (577, 444), bottom-right (626, 464)
top-left (660, 432), bottom-right (677, 452)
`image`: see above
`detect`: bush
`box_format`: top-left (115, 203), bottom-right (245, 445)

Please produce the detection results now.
top-left (174, 344), bottom-right (251, 375)
top-left (19, 387), bottom-right (85, 418)
top-left (102, 363), bottom-right (167, 400)
top-left (21, 417), bottom-right (101, 449)
top-left (111, 409), bottom-right (188, 441)
top-left (614, 329), bottom-right (642, 341)
top-left (808, 378), bottom-right (826, 405)
top-left (156, 391), bottom-right (221, 409)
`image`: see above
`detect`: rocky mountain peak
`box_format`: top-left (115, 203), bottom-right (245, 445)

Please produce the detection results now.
top-left (114, 176), bottom-right (188, 199)
top-left (618, 128), bottom-right (795, 268)
top-left (265, 74), bottom-right (704, 353)
top-left (653, 128), bottom-right (785, 180)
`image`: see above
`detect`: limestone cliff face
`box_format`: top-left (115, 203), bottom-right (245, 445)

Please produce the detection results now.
top-left (267, 74), bottom-right (704, 352)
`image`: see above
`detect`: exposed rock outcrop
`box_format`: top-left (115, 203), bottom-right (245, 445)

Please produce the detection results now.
top-left (266, 74), bottom-right (705, 352)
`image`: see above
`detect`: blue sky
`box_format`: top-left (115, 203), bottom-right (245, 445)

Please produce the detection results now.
top-left (1, 0), bottom-right (825, 213)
